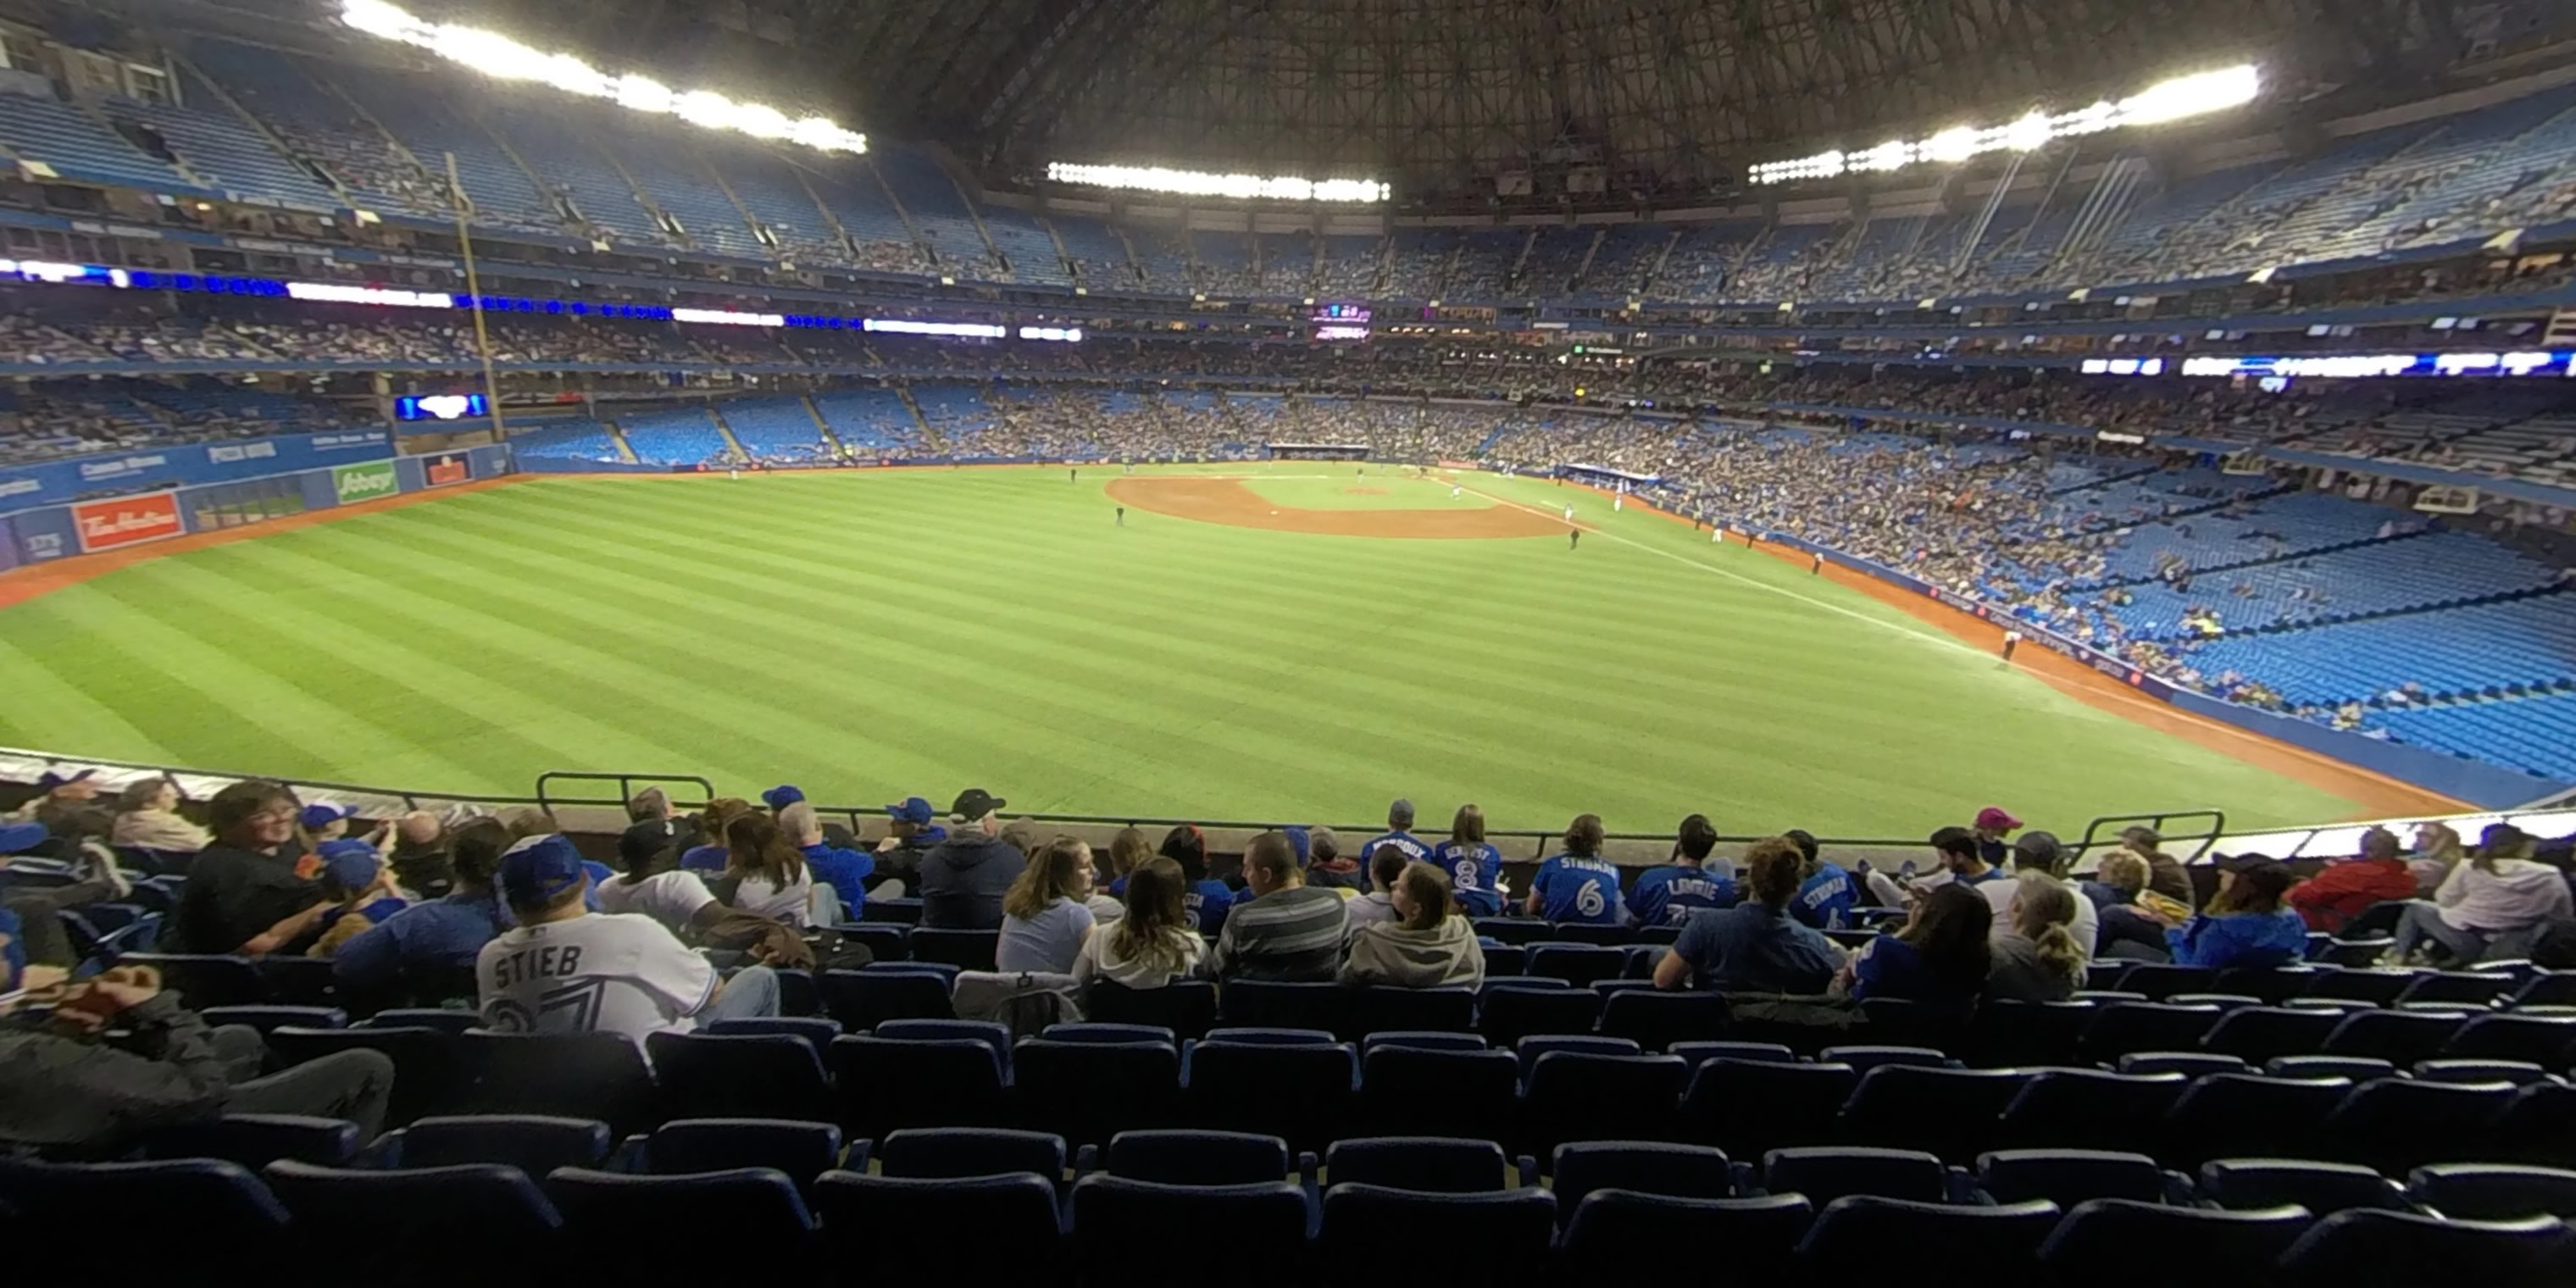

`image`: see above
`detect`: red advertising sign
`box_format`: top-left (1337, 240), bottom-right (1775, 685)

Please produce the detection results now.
top-left (426, 452), bottom-right (472, 487)
top-left (71, 491), bottom-right (183, 553)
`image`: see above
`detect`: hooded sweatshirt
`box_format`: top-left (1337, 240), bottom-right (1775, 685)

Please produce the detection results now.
top-left (2166, 908), bottom-right (2308, 968)
top-left (1339, 913), bottom-right (1485, 990)
top-left (918, 831), bottom-right (1028, 930)
top-left (2435, 858), bottom-right (2574, 933)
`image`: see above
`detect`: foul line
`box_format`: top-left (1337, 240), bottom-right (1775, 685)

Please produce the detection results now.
top-left (1460, 482), bottom-right (1990, 661)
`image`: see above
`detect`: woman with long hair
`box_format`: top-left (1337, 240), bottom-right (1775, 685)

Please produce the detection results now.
top-left (1527, 813), bottom-right (1622, 924)
top-left (1342, 862), bottom-right (1484, 988)
top-left (2156, 857), bottom-right (2306, 968)
top-left (998, 836), bottom-right (1098, 974)
top-left (2087, 852), bottom-right (2176, 960)
top-left (1843, 883), bottom-right (1992, 1004)
top-left (2389, 824), bottom-right (2573, 965)
top-left (2409, 822), bottom-right (2468, 897)
top-left (109, 778), bottom-right (208, 853)
top-left (1987, 873), bottom-right (2089, 1001)
top-left (1073, 856), bottom-right (1203, 988)
top-left (1431, 804), bottom-right (1505, 918)
top-left (721, 813), bottom-right (815, 929)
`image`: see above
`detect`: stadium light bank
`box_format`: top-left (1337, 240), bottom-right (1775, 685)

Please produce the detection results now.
top-left (1046, 163), bottom-right (1389, 203)
top-left (338, 0), bottom-right (864, 154)
top-left (1751, 64), bottom-right (2262, 185)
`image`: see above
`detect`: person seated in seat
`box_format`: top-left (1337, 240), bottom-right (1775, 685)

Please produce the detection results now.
top-left (1787, 829), bottom-right (1859, 932)
top-left (1341, 862), bottom-right (1484, 989)
top-left (1986, 873), bottom-right (2089, 1002)
top-left (2287, 825), bottom-right (2418, 934)
top-left (1653, 836), bottom-right (1844, 993)
top-left (998, 836), bottom-right (1098, 974)
top-left (476, 836), bottom-right (778, 1038)
top-left (2389, 824), bottom-right (2574, 965)
top-left (1073, 857), bottom-right (1204, 988)
top-left (2154, 855), bottom-right (2307, 969)
top-left (385, 810), bottom-right (456, 901)
top-left (1086, 828), bottom-right (1150, 928)
top-left (0, 922), bottom-right (396, 1152)
top-left (108, 778), bottom-right (208, 854)
top-left (718, 813), bottom-right (817, 930)
top-left (1431, 803), bottom-right (1505, 919)
top-left (1839, 884), bottom-right (1990, 1005)
top-left (165, 780), bottom-right (331, 956)
top-left (1207, 832), bottom-right (1347, 983)
top-left (1153, 824), bottom-right (1235, 938)
top-left (919, 789), bottom-right (1026, 930)
top-left (2003, 831), bottom-right (2098, 958)
top-left (1628, 813), bottom-right (1738, 928)
top-left (334, 819), bottom-right (515, 1004)
top-left (778, 802), bottom-right (872, 924)
top-left (679, 797), bottom-right (754, 874)
top-left (2085, 852), bottom-right (2180, 962)
top-left (1345, 846), bottom-right (1410, 932)
top-left (593, 822), bottom-right (724, 937)
top-left (868, 796), bottom-right (950, 897)
top-left (1527, 813), bottom-right (1624, 925)
top-left (305, 841), bottom-right (409, 958)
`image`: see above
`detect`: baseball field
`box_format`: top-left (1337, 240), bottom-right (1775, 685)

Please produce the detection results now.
top-left (0, 463), bottom-right (2458, 837)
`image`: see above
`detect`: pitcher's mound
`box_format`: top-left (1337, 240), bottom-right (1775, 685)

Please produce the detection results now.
top-left (1108, 476), bottom-right (1561, 539)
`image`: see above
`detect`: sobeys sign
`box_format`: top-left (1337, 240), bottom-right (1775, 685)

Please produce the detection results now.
top-left (332, 459), bottom-right (400, 504)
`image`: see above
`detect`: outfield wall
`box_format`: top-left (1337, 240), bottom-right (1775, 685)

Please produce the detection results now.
top-left (0, 441), bottom-right (511, 564)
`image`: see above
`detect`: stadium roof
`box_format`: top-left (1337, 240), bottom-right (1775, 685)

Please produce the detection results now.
top-left (366, 0), bottom-right (2496, 200)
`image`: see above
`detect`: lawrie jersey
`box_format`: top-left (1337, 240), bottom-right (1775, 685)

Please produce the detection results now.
top-left (1433, 841), bottom-right (1504, 918)
top-left (475, 913), bottom-right (718, 1040)
top-left (1533, 855), bottom-right (1624, 924)
top-left (1628, 865), bottom-right (1738, 926)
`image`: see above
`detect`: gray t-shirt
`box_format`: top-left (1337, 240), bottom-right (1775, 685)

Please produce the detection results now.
top-left (997, 897), bottom-right (1096, 974)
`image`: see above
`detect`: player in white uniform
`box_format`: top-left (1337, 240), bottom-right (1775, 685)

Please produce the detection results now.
top-left (476, 836), bottom-right (778, 1041)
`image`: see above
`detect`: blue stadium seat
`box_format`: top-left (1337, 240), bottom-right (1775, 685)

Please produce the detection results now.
top-left (459, 1031), bottom-right (657, 1133)
top-left (1218, 980), bottom-right (1347, 1032)
top-left (1012, 1037), bottom-right (1180, 1146)
top-left (2323, 1010), bottom-right (2471, 1064)
top-left (1528, 942), bottom-right (1627, 987)
top-left (644, 1031), bottom-right (833, 1122)
top-left (119, 953), bottom-right (268, 1007)
top-left (1204, 1026), bottom-right (1339, 1045)
top-left (2412, 1058), bottom-right (2556, 1085)
top-left (1105, 1130), bottom-right (1294, 1185)
top-left (828, 1035), bottom-right (1007, 1139)
top-left (2493, 1084), bottom-right (2576, 1166)
top-left (819, 966), bottom-right (954, 1029)
top-left (704, 1015), bottom-right (841, 1060)
top-left (1551, 1141), bottom-right (1734, 1217)
top-left (2035, 1198), bottom-right (2313, 1288)
top-left (641, 1119), bottom-right (844, 1188)
top-left (1345, 985), bottom-right (1474, 1037)
top-left (550, 1167), bottom-right (816, 1269)
top-left (2303, 969), bottom-right (2420, 1006)
top-left (2199, 1158), bottom-right (2412, 1213)
top-left (2445, 1013), bottom-right (2576, 1065)
top-left (2405, 1163), bottom-right (2576, 1219)
top-left (1992, 1069), bottom-right (2188, 1156)
top-left (2270, 1055), bottom-right (2398, 1081)
top-left (0, 1158), bottom-right (289, 1267)
top-left (2508, 972), bottom-right (2576, 1008)
top-left (1596, 990), bottom-right (1729, 1051)
top-left (2396, 971), bottom-right (2513, 1008)
top-left (141, 1113), bottom-right (360, 1168)
top-left (2274, 1209), bottom-right (2576, 1287)
top-left (376, 1114), bottom-right (612, 1174)
top-left (876, 1017), bottom-right (1014, 1070)
top-left (1321, 1182), bottom-right (1557, 1287)
top-left (2080, 1002), bottom-right (2223, 1062)
top-left (364, 1008), bottom-right (482, 1035)
top-left (266, 1024), bottom-right (461, 1126)
top-left (1669, 1040), bottom-right (1798, 1066)
top-left (2316, 1076), bottom-right (2515, 1174)
top-left (876, 1127), bottom-right (1065, 1180)
top-left (2117, 1052), bottom-right (2249, 1079)
top-left (1514, 1034), bottom-right (1640, 1080)
top-left (1557, 1190), bottom-right (1813, 1286)
top-left (908, 927), bottom-right (999, 971)
top-left (1185, 1038), bottom-right (1359, 1152)
top-left (2202, 1006), bottom-right (2343, 1063)
top-left (1480, 942), bottom-right (1528, 976)
top-left (198, 1004), bottom-right (347, 1033)
top-left (1974, 1149), bottom-right (2177, 1207)
top-left (1681, 1058), bottom-right (1857, 1158)
top-left (2158, 1073), bottom-right (2351, 1169)
top-left (1071, 1175), bottom-right (1311, 1286)
top-left (1361, 1045), bottom-right (1520, 1138)
top-left (1524, 1053), bottom-right (1687, 1160)
top-left (813, 1171), bottom-right (1063, 1277)
top-left (1085, 979), bottom-right (1218, 1039)
top-left (1796, 1196), bottom-right (2061, 1281)
top-left (1043, 1022), bottom-right (1179, 1045)
top-left (837, 923), bottom-right (910, 962)
top-left (1761, 1146), bottom-right (1949, 1205)
top-left (1478, 985), bottom-right (1602, 1046)
top-left (1816, 1044), bottom-right (1951, 1073)
top-left (1359, 1030), bottom-right (1487, 1053)
top-left (264, 1159), bottom-right (564, 1269)
top-left (1837, 1064), bottom-right (2033, 1163)
top-left (2114, 964), bottom-right (2220, 1000)
top-left (1963, 1001), bottom-right (2093, 1067)
top-left (1326, 1136), bottom-right (1514, 1192)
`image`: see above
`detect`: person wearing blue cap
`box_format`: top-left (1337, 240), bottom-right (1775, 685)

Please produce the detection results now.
top-left (476, 835), bottom-right (780, 1041)
top-left (869, 796), bottom-right (950, 894)
top-left (334, 818), bottom-right (518, 1006)
top-left (0, 910), bottom-right (397, 1149)
top-left (0, 819), bottom-right (129, 973)
top-left (762, 784), bottom-right (806, 813)
top-left (306, 840), bottom-right (408, 958)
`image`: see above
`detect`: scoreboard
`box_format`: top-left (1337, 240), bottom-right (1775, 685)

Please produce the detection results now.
top-left (1312, 303), bottom-right (1370, 341)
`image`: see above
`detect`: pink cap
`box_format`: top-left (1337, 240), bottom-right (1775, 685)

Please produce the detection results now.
top-left (1974, 807), bottom-right (2023, 831)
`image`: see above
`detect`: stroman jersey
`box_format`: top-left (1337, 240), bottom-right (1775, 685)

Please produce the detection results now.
top-left (1628, 864), bottom-right (1738, 926)
top-left (1792, 863), bottom-right (1859, 931)
top-left (1532, 855), bottom-right (1624, 925)
top-left (475, 913), bottom-right (717, 1041)
top-left (1433, 841), bottom-right (1504, 918)
top-left (1185, 880), bottom-right (1235, 937)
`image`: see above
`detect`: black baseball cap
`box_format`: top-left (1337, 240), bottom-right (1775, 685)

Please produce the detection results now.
top-left (949, 788), bottom-right (1006, 821)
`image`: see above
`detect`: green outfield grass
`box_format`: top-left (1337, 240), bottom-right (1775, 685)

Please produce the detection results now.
top-left (0, 463), bottom-right (2370, 836)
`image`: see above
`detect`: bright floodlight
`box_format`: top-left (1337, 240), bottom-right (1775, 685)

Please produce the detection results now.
top-left (1751, 63), bottom-right (2260, 185)
top-left (339, 1), bottom-right (864, 154)
top-left (1046, 162), bottom-right (1388, 203)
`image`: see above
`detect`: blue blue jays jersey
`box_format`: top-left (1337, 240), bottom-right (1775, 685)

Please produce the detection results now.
top-left (1628, 864), bottom-right (1737, 926)
top-left (1432, 841), bottom-right (1504, 918)
top-left (1791, 863), bottom-right (1857, 930)
top-left (1532, 855), bottom-right (1624, 925)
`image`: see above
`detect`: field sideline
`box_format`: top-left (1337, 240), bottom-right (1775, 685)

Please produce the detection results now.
top-left (0, 463), bottom-right (2401, 836)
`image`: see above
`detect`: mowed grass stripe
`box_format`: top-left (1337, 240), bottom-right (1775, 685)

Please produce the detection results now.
top-left (0, 631), bottom-right (179, 763)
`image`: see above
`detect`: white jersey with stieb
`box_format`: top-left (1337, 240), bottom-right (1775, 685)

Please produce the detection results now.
top-left (475, 912), bottom-right (716, 1041)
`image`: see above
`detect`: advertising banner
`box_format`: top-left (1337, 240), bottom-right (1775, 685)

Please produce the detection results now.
top-left (0, 429), bottom-right (397, 514)
top-left (332, 459), bottom-right (402, 504)
top-left (425, 452), bottom-right (473, 487)
top-left (71, 491), bottom-right (183, 553)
